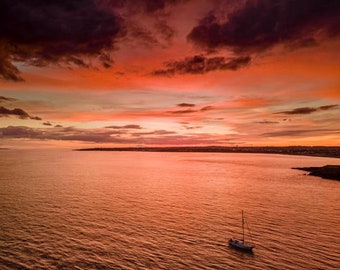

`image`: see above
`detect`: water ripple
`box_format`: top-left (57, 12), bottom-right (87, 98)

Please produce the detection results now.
top-left (1, 151), bottom-right (339, 269)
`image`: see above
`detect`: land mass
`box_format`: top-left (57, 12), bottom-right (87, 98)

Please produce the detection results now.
top-left (293, 165), bottom-right (340, 181)
top-left (75, 146), bottom-right (340, 158)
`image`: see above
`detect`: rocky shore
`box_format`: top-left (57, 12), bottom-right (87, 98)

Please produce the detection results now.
top-left (293, 165), bottom-right (340, 181)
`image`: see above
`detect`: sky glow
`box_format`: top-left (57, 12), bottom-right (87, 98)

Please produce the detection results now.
top-left (0, 0), bottom-right (339, 148)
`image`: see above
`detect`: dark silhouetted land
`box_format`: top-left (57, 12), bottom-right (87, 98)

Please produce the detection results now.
top-left (75, 146), bottom-right (340, 158)
top-left (293, 165), bottom-right (340, 181)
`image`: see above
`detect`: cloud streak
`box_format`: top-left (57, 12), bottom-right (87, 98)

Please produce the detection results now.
top-left (168, 105), bottom-right (215, 115)
top-left (0, 96), bottom-right (17, 102)
top-left (0, 106), bottom-right (42, 120)
top-left (152, 55), bottom-right (251, 76)
top-left (0, 125), bottom-right (226, 146)
top-left (105, 124), bottom-right (143, 129)
top-left (255, 120), bottom-right (279, 124)
top-left (262, 129), bottom-right (340, 137)
top-left (276, 104), bottom-right (338, 115)
top-left (177, 103), bottom-right (195, 107)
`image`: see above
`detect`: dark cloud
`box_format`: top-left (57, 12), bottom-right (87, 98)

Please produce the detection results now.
top-left (255, 120), bottom-right (279, 124)
top-left (182, 125), bottom-right (202, 130)
top-left (276, 104), bottom-right (338, 115)
top-left (43, 122), bottom-right (52, 126)
top-left (0, 0), bottom-right (125, 81)
top-left (319, 104), bottom-right (339, 111)
top-left (112, 0), bottom-right (185, 13)
top-left (105, 124), bottom-right (142, 129)
top-left (283, 107), bottom-right (318, 114)
top-left (262, 129), bottom-right (340, 137)
top-left (139, 0), bottom-right (172, 13)
top-left (55, 124), bottom-right (63, 128)
top-left (200, 106), bottom-right (214, 111)
top-left (153, 55), bottom-right (251, 76)
top-left (0, 106), bottom-right (41, 120)
top-left (0, 96), bottom-right (17, 102)
top-left (169, 104), bottom-right (215, 114)
top-left (0, 0), bottom-right (181, 80)
top-left (0, 126), bottom-right (43, 138)
top-left (177, 103), bottom-right (195, 107)
top-left (30, 116), bottom-right (42, 121)
top-left (101, 0), bottom-right (184, 49)
top-left (141, 0), bottom-right (185, 13)
top-left (169, 109), bottom-right (197, 114)
top-left (188, 0), bottom-right (340, 53)
top-left (0, 58), bottom-right (23, 81)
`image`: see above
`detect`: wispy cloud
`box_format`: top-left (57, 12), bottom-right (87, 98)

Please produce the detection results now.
top-left (177, 103), bottom-right (195, 107)
top-left (0, 125), bottom-right (227, 146)
top-left (276, 104), bottom-right (338, 115)
top-left (262, 129), bottom-right (340, 137)
top-left (0, 106), bottom-right (42, 120)
top-left (0, 96), bottom-right (17, 102)
top-left (169, 109), bottom-right (197, 114)
top-left (168, 105), bottom-right (215, 115)
top-left (105, 124), bottom-right (143, 129)
top-left (255, 120), bottom-right (280, 124)
top-left (152, 55), bottom-right (251, 76)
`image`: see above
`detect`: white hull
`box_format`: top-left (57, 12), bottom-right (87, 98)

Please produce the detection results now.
top-left (229, 211), bottom-right (255, 252)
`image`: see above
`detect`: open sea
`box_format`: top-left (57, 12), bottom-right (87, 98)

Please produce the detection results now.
top-left (0, 150), bottom-right (339, 269)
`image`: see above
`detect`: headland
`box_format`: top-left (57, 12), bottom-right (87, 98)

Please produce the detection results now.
top-left (293, 165), bottom-right (340, 181)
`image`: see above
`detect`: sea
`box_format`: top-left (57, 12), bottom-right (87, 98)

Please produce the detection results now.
top-left (0, 150), bottom-right (339, 269)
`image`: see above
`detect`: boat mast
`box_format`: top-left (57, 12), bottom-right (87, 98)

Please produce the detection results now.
top-left (242, 210), bottom-right (245, 244)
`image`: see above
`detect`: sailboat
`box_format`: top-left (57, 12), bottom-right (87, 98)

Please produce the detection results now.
top-left (229, 210), bottom-right (255, 252)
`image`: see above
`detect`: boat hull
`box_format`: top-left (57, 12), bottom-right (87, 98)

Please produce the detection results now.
top-left (229, 238), bottom-right (254, 252)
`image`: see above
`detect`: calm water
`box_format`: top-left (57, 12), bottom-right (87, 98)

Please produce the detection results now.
top-left (0, 150), bottom-right (339, 269)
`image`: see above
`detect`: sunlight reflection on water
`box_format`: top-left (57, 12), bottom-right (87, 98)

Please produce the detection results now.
top-left (0, 150), bottom-right (339, 269)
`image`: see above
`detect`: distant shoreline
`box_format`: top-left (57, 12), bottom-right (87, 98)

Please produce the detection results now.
top-left (75, 146), bottom-right (340, 159)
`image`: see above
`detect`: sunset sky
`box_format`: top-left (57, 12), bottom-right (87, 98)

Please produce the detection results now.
top-left (0, 0), bottom-right (339, 148)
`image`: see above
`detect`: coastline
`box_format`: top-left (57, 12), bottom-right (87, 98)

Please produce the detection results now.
top-left (293, 165), bottom-right (340, 181)
top-left (74, 146), bottom-right (340, 159)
